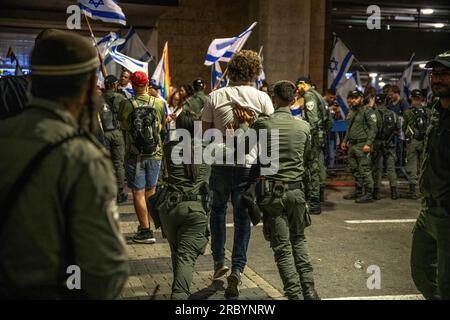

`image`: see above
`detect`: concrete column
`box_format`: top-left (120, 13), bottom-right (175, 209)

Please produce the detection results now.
top-left (249, 0), bottom-right (326, 89)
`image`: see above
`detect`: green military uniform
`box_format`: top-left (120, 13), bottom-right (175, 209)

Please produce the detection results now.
top-left (370, 104), bottom-right (399, 199)
top-left (303, 88), bottom-right (327, 211)
top-left (102, 89), bottom-right (126, 195)
top-left (158, 139), bottom-right (211, 300)
top-left (0, 97), bottom-right (129, 299)
top-left (411, 99), bottom-right (450, 300)
top-left (183, 91), bottom-right (207, 116)
top-left (253, 106), bottom-right (317, 300)
top-left (343, 104), bottom-right (378, 201)
top-left (118, 93), bottom-right (166, 161)
top-left (403, 102), bottom-right (429, 194)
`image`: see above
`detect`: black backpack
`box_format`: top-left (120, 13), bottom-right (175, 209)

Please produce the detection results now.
top-left (377, 108), bottom-right (398, 141)
top-left (129, 97), bottom-right (160, 157)
top-left (99, 102), bottom-right (119, 131)
top-left (411, 107), bottom-right (428, 141)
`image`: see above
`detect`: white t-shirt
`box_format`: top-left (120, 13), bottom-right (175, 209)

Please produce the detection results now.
top-left (202, 85), bottom-right (274, 135)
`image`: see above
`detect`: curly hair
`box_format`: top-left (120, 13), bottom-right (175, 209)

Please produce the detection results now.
top-left (228, 50), bottom-right (262, 83)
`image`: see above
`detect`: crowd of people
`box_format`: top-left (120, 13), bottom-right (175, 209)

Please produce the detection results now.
top-left (0, 29), bottom-right (449, 301)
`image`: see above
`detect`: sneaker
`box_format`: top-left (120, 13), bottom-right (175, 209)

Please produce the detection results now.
top-left (132, 227), bottom-right (156, 244)
top-left (213, 262), bottom-right (229, 279)
top-left (225, 271), bottom-right (241, 299)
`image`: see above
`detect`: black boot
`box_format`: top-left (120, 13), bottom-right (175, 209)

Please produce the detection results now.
top-left (302, 282), bottom-right (321, 300)
top-left (319, 185), bottom-right (325, 203)
top-left (391, 187), bottom-right (398, 200)
top-left (309, 199), bottom-right (322, 215)
top-left (373, 188), bottom-right (381, 200)
top-left (344, 187), bottom-right (363, 200)
top-left (405, 184), bottom-right (417, 200)
top-left (355, 192), bottom-right (374, 203)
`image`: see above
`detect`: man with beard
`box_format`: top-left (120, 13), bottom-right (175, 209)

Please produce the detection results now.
top-left (411, 51), bottom-right (450, 300)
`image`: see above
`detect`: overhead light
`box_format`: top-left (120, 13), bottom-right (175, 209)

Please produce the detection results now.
top-left (395, 16), bottom-right (415, 21)
top-left (379, 82), bottom-right (386, 88)
top-left (369, 73), bottom-right (378, 78)
top-left (421, 9), bottom-right (434, 15)
top-left (387, 25), bottom-right (391, 31)
top-left (419, 63), bottom-right (426, 69)
top-left (378, 77), bottom-right (383, 81)
top-left (434, 23), bottom-right (445, 28)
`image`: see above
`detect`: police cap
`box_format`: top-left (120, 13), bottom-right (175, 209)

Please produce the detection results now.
top-left (193, 78), bottom-right (205, 91)
top-left (410, 89), bottom-right (423, 99)
top-left (425, 51), bottom-right (450, 69)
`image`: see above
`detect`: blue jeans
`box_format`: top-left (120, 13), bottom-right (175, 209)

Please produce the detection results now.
top-left (209, 166), bottom-right (251, 273)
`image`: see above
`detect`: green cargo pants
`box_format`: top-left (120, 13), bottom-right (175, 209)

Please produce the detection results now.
top-left (405, 139), bottom-right (424, 186)
top-left (104, 129), bottom-right (125, 192)
top-left (259, 188), bottom-right (314, 300)
top-left (371, 143), bottom-right (398, 189)
top-left (159, 201), bottom-right (209, 300)
top-left (309, 145), bottom-right (323, 201)
top-left (411, 201), bottom-right (450, 300)
top-left (348, 142), bottom-right (374, 192)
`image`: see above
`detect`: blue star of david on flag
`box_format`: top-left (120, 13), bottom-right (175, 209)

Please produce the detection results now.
top-left (89, 0), bottom-right (104, 8)
top-left (78, 0), bottom-right (126, 25)
top-left (329, 57), bottom-right (339, 72)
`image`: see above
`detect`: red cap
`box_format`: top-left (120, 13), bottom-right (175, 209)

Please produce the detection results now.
top-left (131, 71), bottom-right (149, 87)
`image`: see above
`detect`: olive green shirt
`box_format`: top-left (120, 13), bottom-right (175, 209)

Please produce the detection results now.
top-left (183, 91), bottom-right (207, 116)
top-left (420, 99), bottom-right (450, 200)
top-left (103, 89), bottom-right (126, 114)
top-left (118, 93), bottom-right (166, 160)
top-left (253, 106), bottom-right (311, 182)
top-left (164, 139), bottom-right (211, 195)
top-left (344, 104), bottom-right (378, 147)
top-left (0, 97), bottom-right (129, 299)
top-left (303, 89), bottom-right (322, 135)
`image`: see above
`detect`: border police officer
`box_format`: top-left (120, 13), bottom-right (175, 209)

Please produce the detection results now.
top-left (341, 90), bottom-right (378, 203)
top-left (411, 51), bottom-right (450, 300)
top-left (251, 80), bottom-right (320, 300)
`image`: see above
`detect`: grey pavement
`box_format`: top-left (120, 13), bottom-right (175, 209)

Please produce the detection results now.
top-left (118, 180), bottom-right (424, 300)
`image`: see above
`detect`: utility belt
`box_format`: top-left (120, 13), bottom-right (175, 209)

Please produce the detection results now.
top-left (424, 197), bottom-right (450, 210)
top-left (167, 192), bottom-right (203, 207)
top-left (348, 138), bottom-right (367, 144)
top-left (261, 180), bottom-right (303, 198)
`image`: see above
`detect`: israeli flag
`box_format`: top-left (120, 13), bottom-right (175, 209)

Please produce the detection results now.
top-left (78, 0), bottom-right (126, 26)
top-left (336, 76), bottom-right (358, 117)
top-left (397, 53), bottom-right (415, 99)
top-left (255, 46), bottom-right (266, 89)
top-left (328, 35), bottom-right (354, 91)
top-left (108, 46), bottom-right (148, 75)
top-left (204, 22), bottom-right (257, 66)
top-left (211, 62), bottom-right (228, 90)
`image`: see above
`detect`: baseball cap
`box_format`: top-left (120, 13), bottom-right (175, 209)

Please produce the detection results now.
top-left (348, 89), bottom-right (364, 98)
top-left (425, 51), bottom-right (450, 69)
top-left (410, 89), bottom-right (423, 98)
top-left (149, 79), bottom-right (161, 90)
top-left (296, 76), bottom-right (312, 86)
top-left (131, 71), bottom-right (149, 87)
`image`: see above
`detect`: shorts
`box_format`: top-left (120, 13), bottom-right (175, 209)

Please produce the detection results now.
top-left (125, 158), bottom-right (161, 190)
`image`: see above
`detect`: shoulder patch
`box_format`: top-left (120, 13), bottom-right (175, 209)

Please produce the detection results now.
top-left (306, 101), bottom-right (315, 111)
top-left (370, 113), bottom-right (377, 122)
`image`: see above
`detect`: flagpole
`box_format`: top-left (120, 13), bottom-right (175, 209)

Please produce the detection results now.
top-left (84, 14), bottom-right (108, 77)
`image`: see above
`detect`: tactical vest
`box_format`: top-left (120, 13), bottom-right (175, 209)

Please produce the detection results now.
top-left (410, 107), bottom-right (428, 141)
